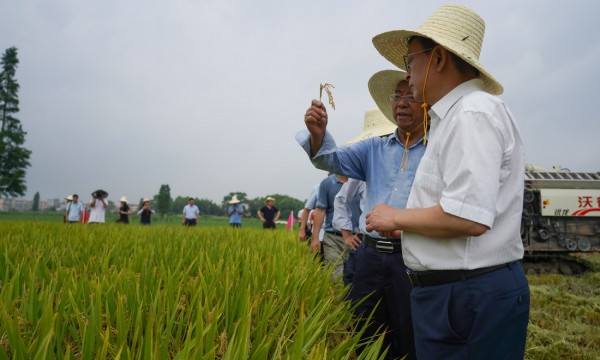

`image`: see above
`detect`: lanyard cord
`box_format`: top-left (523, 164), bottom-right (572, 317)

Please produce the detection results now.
top-left (420, 50), bottom-right (436, 145)
top-left (397, 121), bottom-right (424, 171)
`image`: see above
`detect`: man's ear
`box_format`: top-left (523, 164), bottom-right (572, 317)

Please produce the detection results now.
top-left (433, 46), bottom-right (449, 72)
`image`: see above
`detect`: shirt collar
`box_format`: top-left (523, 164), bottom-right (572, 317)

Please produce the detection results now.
top-left (430, 78), bottom-right (485, 121)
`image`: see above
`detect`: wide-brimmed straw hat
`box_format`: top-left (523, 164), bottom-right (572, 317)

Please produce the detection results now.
top-left (120, 196), bottom-right (128, 203)
top-left (142, 198), bottom-right (151, 203)
top-left (264, 196), bottom-right (275, 204)
top-left (372, 4), bottom-right (503, 95)
top-left (229, 195), bottom-right (241, 204)
top-left (346, 108), bottom-right (398, 144)
top-left (65, 195), bottom-right (73, 201)
top-left (367, 70), bottom-right (408, 124)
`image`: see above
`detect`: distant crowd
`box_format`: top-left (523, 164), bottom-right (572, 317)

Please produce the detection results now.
top-left (64, 190), bottom-right (282, 228)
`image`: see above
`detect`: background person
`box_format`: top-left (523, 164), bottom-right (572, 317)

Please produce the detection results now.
top-left (258, 197), bottom-right (280, 229)
top-left (88, 189), bottom-right (108, 224)
top-left (63, 195), bottom-right (73, 223)
top-left (298, 181), bottom-right (321, 243)
top-left (117, 196), bottom-right (131, 223)
top-left (65, 194), bottom-right (84, 224)
top-left (368, 5), bottom-right (529, 359)
top-left (138, 198), bottom-right (155, 225)
top-left (182, 197), bottom-right (200, 226)
top-left (227, 195), bottom-right (245, 228)
top-left (310, 173), bottom-right (348, 282)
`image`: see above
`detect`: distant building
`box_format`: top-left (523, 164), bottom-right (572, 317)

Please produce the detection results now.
top-left (0, 197), bottom-right (63, 211)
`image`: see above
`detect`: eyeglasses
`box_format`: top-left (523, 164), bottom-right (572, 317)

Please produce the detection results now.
top-left (389, 93), bottom-right (419, 104)
top-left (403, 47), bottom-right (434, 72)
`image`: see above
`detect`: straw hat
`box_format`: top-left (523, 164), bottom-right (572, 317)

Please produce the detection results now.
top-left (65, 195), bottom-right (73, 201)
top-left (367, 70), bottom-right (408, 124)
top-left (264, 196), bottom-right (275, 204)
top-left (120, 196), bottom-right (128, 203)
top-left (142, 198), bottom-right (151, 203)
top-left (229, 195), bottom-right (241, 204)
top-left (346, 108), bottom-right (398, 144)
top-left (372, 4), bottom-right (503, 95)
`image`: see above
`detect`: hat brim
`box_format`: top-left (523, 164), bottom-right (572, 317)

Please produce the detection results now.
top-left (92, 189), bottom-right (109, 197)
top-left (368, 70), bottom-right (407, 124)
top-left (346, 108), bottom-right (398, 144)
top-left (372, 30), bottom-right (503, 95)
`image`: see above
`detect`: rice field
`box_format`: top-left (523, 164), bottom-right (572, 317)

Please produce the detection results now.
top-left (1, 220), bottom-right (599, 359)
top-left (0, 222), bottom-right (385, 359)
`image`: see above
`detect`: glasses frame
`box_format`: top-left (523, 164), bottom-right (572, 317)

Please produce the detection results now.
top-left (403, 47), bottom-right (434, 72)
top-left (388, 94), bottom-right (419, 104)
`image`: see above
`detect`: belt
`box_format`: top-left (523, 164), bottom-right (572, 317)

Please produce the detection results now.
top-left (364, 235), bottom-right (402, 253)
top-left (325, 231), bottom-right (343, 237)
top-left (407, 262), bottom-right (512, 287)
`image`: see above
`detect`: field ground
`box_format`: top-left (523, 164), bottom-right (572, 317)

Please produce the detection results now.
top-left (0, 217), bottom-right (599, 358)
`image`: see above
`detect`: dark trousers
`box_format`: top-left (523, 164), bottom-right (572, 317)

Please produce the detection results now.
top-left (411, 261), bottom-right (530, 360)
top-left (185, 218), bottom-right (197, 226)
top-left (262, 221), bottom-right (276, 229)
top-left (347, 242), bottom-right (415, 360)
top-left (342, 249), bottom-right (356, 286)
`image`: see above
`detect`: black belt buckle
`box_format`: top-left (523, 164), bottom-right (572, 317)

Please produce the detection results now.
top-left (375, 240), bottom-right (394, 253)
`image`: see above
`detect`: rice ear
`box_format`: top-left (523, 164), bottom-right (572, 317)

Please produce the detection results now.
top-left (319, 83), bottom-right (336, 110)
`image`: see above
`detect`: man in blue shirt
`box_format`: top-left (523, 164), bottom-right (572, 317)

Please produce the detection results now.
top-left (297, 69), bottom-right (426, 360)
top-left (65, 194), bottom-right (84, 223)
top-left (311, 173), bottom-right (348, 281)
top-left (227, 195), bottom-right (245, 228)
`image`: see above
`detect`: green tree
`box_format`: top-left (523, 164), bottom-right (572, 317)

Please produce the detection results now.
top-left (0, 47), bottom-right (31, 197)
top-left (32, 191), bottom-right (40, 211)
top-left (156, 184), bottom-right (172, 218)
top-left (196, 198), bottom-right (221, 216)
top-left (171, 196), bottom-right (189, 214)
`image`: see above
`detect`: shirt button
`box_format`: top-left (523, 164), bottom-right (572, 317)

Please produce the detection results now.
top-left (394, 188), bottom-right (398, 191)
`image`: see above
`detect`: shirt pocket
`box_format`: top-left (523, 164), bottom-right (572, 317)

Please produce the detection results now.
top-left (413, 155), bottom-right (443, 202)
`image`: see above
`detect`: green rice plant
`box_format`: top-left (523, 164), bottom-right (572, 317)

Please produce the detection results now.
top-left (0, 222), bottom-right (385, 359)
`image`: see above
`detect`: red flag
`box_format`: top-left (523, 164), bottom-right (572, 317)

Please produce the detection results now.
top-left (81, 208), bottom-right (89, 224)
top-left (285, 210), bottom-right (295, 231)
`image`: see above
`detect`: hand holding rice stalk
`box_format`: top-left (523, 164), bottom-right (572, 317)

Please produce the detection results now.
top-left (319, 83), bottom-right (335, 110)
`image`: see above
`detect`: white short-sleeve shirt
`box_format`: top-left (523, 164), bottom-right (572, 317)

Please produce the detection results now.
top-left (183, 204), bottom-right (199, 219)
top-left (402, 79), bottom-right (525, 271)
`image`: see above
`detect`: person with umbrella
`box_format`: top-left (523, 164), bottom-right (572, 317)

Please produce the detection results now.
top-left (88, 189), bottom-right (108, 224)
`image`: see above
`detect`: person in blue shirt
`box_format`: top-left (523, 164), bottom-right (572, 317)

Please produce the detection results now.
top-left (65, 194), bottom-right (84, 223)
top-left (227, 195), bottom-right (245, 228)
top-left (310, 173), bottom-right (348, 281)
top-left (297, 69), bottom-right (427, 360)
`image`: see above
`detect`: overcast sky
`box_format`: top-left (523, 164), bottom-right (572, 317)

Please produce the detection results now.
top-left (1, 0), bottom-right (599, 204)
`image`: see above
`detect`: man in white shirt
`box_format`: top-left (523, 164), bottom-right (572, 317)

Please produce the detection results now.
top-left (367, 5), bottom-right (529, 359)
top-left (88, 190), bottom-right (108, 224)
top-left (182, 197), bottom-right (200, 226)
